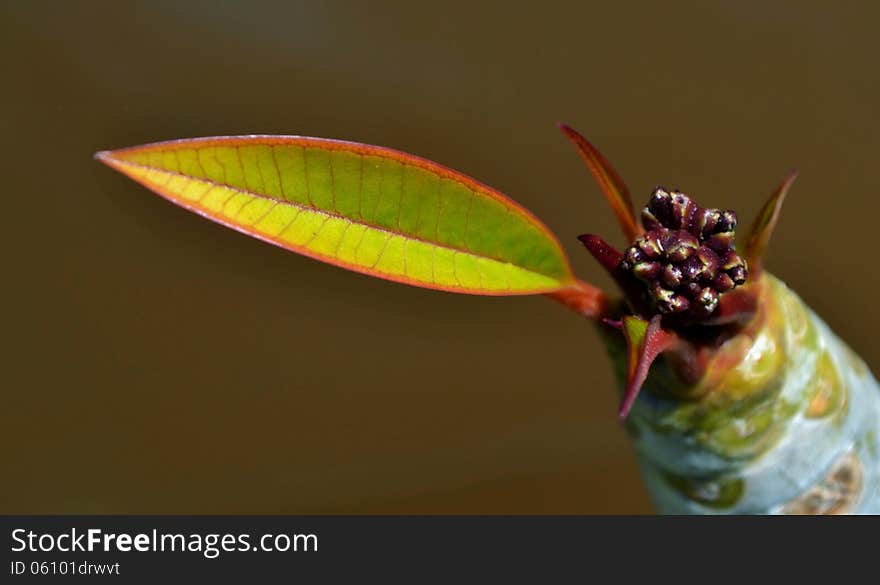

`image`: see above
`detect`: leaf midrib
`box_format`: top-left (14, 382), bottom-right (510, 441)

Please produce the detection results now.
top-left (119, 156), bottom-right (564, 279)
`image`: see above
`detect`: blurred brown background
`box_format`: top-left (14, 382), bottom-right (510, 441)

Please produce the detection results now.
top-left (2, 1), bottom-right (877, 513)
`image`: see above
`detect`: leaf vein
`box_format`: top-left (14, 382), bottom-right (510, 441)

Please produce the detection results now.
top-left (118, 159), bottom-right (558, 281)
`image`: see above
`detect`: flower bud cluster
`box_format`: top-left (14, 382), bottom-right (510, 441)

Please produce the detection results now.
top-left (621, 188), bottom-right (748, 318)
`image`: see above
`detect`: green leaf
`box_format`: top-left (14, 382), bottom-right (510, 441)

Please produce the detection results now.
top-left (96, 136), bottom-right (576, 295)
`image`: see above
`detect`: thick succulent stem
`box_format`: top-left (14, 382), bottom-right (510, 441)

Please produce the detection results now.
top-left (620, 275), bottom-right (880, 513)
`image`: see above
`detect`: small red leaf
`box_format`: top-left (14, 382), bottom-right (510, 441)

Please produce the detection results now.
top-left (578, 234), bottom-right (651, 317)
top-left (559, 124), bottom-right (641, 241)
top-left (745, 170), bottom-right (798, 275)
top-left (620, 315), bottom-right (676, 419)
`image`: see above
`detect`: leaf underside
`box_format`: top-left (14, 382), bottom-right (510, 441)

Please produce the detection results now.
top-left (96, 136), bottom-right (576, 295)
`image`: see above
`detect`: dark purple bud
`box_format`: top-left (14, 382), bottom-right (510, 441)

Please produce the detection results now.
top-left (647, 188), bottom-right (674, 226)
top-left (695, 287), bottom-right (719, 314)
top-left (695, 247), bottom-right (720, 282)
top-left (624, 246), bottom-right (645, 267)
top-left (670, 295), bottom-right (691, 313)
top-left (637, 231), bottom-right (664, 259)
top-left (671, 191), bottom-right (698, 229)
top-left (681, 256), bottom-right (702, 281)
top-left (695, 208), bottom-right (721, 239)
top-left (704, 231), bottom-right (734, 252)
top-left (666, 231), bottom-right (699, 262)
top-left (650, 282), bottom-right (689, 314)
top-left (729, 265), bottom-right (747, 285)
top-left (720, 251), bottom-right (744, 271)
top-left (716, 210), bottom-right (737, 232)
top-left (667, 294), bottom-right (690, 313)
top-left (683, 281), bottom-right (701, 297)
top-left (713, 273), bottom-right (735, 293)
top-left (650, 281), bottom-right (672, 303)
top-left (632, 261), bottom-right (661, 282)
top-left (661, 264), bottom-right (683, 289)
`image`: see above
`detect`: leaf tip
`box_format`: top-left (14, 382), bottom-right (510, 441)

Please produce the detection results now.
top-left (558, 124), bottom-right (640, 241)
top-left (94, 149), bottom-right (127, 171)
top-left (577, 233), bottom-right (622, 275)
top-left (745, 169), bottom-right (799, 273)
top-left (557, 122), bottom-right (575, 135)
